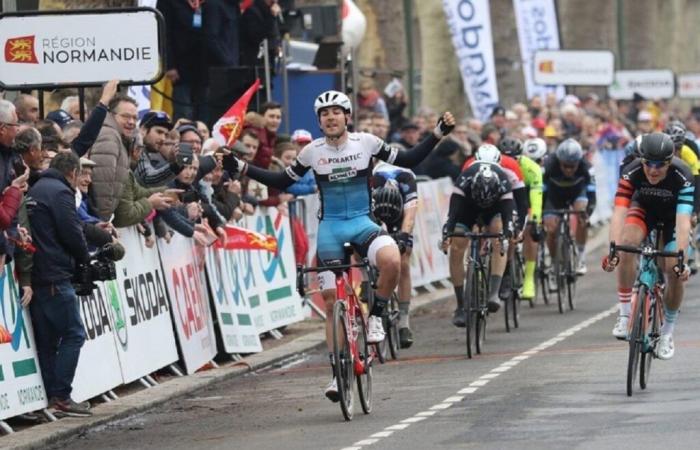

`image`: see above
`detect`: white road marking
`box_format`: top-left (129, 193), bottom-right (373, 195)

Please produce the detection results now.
top-left (339, 305), bottom-right (617, 450)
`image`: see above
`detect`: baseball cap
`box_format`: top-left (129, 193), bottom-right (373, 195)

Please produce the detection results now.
top-left (491, 105), bottom-right (506, 117)
top-left (291, 129), bottom-right (313, 144)
top-left (544, 125), bottom-right (558, 138)
top-left (46, 109), bottom-right (75, 129)
top-left (531, 117), bottom-right (547, 130)
top-left (637, 110), bottom-right (653, 122)
top-left (140, 110), bottom-right (173, 130)
top-left (79, 157), bottom-right (97, 168)
top-left (400, 122), bottom-right (420, 131)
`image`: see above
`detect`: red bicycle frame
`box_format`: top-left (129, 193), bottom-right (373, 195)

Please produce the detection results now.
top-left (335, 269), bottom-right (371, 376)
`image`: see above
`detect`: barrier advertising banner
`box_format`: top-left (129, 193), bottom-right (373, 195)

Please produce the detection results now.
top-left (608, 70), bottom-right (675, 100)
top-left (204, 245), bottom-right (262, 354)
top-left (512, 0), bottom-right (565, 100)
top-left (71, 281), bottom-right (125, 403)
top-left (411, 178), bottom-right (451, 286)
top-left (0, 263), bottom-right (47, 420)
top-left (534, 50), bottom-right (614, 86)
top-left (113, 227), bottom-right (178, 383)
top-left (247, 207), bottom-right (305, 333)
top-left (158, 234), bottom-right (217, 374)
top-left (442, 0), bottom-right (500, 121)
top-left (0, 8), bottom-right (164, 88)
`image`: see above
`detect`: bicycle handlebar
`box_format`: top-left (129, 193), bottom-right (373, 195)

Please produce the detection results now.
top-left (608, 241), bottom-right (685, 277)
top-left (543, 209), bottom-right (588, 216)
top-left (444, 231), bottom-right (504, 239)
top-left (296, 260), bottom-right (376, 297)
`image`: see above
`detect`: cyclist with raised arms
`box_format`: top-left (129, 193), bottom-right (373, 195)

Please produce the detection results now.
top-left (499, 137), bottom-right (544, 301)
top-left (223, 90), bottom-right (455, 400)
top-left (370, 161), bottom-right (418, 348)
top-left (442, 159), bottom-right (515, 325)
top-left (603, 133), bottom-right (692, 359)
top-left (542, 139), bottom-right (596, 275)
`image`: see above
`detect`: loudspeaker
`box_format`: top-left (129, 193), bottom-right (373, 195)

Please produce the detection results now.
top-left (207, 66), bottom-right (265, 126)
top-left (287, 5), bottom-right (339, 42)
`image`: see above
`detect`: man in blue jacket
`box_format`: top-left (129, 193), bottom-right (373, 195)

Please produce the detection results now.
top-left (26, 152), bottom-right (92, 417)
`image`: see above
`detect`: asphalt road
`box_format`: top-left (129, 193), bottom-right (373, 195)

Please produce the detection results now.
top-left (53, 258), bottom-right (700, 450)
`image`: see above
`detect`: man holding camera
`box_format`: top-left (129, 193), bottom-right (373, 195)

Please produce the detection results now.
top-left (26, 152), bottom-right (92, 417)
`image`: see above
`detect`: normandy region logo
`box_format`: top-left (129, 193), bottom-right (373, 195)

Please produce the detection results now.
top-left (4, 35), bottom-right (38, 64)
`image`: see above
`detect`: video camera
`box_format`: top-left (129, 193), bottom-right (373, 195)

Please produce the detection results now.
top-left (72, 245), bottom-right (119, 296)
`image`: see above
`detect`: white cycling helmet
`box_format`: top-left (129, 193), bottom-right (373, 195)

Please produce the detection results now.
top-left (314, 90), bottom-right (352, 116)
top-left (475, 144), bottom-right (502, 164)
top-left (523, 138), bottom-right (547, 161)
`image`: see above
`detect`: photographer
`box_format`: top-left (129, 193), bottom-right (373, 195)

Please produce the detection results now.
top-left (26, 152), bottom-right (92, 417)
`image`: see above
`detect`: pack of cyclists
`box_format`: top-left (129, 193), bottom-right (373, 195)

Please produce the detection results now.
top-left (229, 90), bottom-right (696, 408)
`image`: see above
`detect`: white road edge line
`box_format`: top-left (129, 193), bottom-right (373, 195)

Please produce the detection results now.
top-left (339, 305), bottom-right (618, 450)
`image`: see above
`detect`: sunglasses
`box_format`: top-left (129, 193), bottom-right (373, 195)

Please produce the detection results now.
top-left (561, 163), bottom-right (578, 170)
top-left (641, 159), bottom-right (670, 169)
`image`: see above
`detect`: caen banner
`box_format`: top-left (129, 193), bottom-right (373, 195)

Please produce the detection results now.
top-left (512, 0), bottom-right (565, 100)
top-left (0, 262), bottom-right (47, 420)
top-left (442, 0), bottom-right (499, 121)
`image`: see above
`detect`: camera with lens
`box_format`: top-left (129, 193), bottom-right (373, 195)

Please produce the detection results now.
top-left (72, 245), bottom-right (118, 296)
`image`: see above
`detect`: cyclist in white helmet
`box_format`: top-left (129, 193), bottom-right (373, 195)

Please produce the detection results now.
top-left (223, 90), bottom-right (455, 401)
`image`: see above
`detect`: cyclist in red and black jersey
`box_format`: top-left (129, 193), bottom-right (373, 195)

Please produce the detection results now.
top-left (603, 133), bottom-right (693, 359)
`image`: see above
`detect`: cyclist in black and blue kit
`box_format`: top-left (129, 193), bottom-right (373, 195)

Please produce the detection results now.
top-left (371, 162), bottom-right (418, 348)
top-left (224, 90), bottom-right (455, 401)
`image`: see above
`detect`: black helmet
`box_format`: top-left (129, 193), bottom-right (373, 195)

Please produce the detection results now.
top-left (470, 165), bottom-right (503, 207)
top-left (639, 132), bottom-right (674, 162)
top-left (372, 183), bottom-right (403, 224)
top-left (556, 138), bottom-right (583, 163)
top-left (663, 120), bottom-right (686, 150)
top-left (498, 136), bottom-right (523, 157)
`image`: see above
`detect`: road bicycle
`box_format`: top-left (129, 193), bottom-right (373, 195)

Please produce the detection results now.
top-left (544, 209), bottom-right (586, 313)
top-left (376, 292), bottom-right (400, 362)
top-left (536, 237), bottom-right (552, 306)
top-left (608, 236), bottom-right (683, 397)
top-left (446, 230), bottom-right (506, 359)
top-left (297, 244), bottom-right (378, 421)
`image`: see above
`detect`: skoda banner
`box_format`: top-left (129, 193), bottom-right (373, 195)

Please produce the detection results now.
top-left (608, 70), bottom-right (675, 100)
top-left (442, 0), bottom-right (500, 122)
top-left (0, 263), bottom-right (47, 420)
top-left (0, 8), bottom-right (164, 88)
top-left (512, 0), bottom-right (565, 100)
top-left (534, 50), bottom-right (614, 86)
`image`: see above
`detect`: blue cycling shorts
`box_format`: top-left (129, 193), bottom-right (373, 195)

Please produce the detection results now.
top-left (317, 215), bottom-right (383, 262)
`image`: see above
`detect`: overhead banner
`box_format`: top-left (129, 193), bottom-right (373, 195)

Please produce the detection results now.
top-left (512, 0), bottom-right (565, 100)
top-left (71, 282), bottom-right (125, 403)
top-left (0, 263), bottom-right (47, 420)
top-left (0, 8), bottom-right (164, 88)
top-left (442, 0), bottom-right (500, 121)
top-left (158, 234), bottom-right (217, 375)
top-left (608, 70), bottom-right (675, 100)
top-left (534, 50), bottom-right (614, 86)
top-left (113, 227), bottom-right (178, 383)
top-left (204, 246), bottom-right (263, 354)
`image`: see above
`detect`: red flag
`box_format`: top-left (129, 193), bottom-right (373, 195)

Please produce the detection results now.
top-left (214, 225), bottom-right (278, 253)
top-left (212, 79), bottom-right (261, 147)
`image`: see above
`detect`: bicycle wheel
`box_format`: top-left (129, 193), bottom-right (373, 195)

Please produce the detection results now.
top-left (554, 236), bottom-right (565, 314)
top-left (332, 302), bottom-right (354, 420)
top-left (513, 253), bottom-right (522, 327)
top-left (464, 268), bottom-right (474, 359)
top-left (626, 289), bottom-right (644, 397)
top-left (475, 267), bottom-right (487, 355)
top-left (640, 289), bottom-right (658, 390)
top-left (537, 243), bottom-right (550, 306)
top-left (355, 311), bottom-right (372, 414)
top-left (387, 293), bottom-right (400, 360)
top-left (503, 262), bottom-right (512, 333)
top-left (565, 239), bottom-right (577, 310)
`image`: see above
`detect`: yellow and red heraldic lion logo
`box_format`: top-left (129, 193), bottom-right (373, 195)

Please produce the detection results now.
top-left (4, 35), bottom-right (38, 64)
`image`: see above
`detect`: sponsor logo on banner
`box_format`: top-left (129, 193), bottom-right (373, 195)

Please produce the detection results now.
top-left (608, 70), bottom-right (675, 100)
top-left (0, 264), bottom-right (47, 420)
top-left (512, 0), bottom-right (565, 100)
top-left (158, 235), bottom-right (217, 374)
top-left (678, 73), bottom-right (700, 99)
top-left (533, 50), bottom-right (615, 86)
top-left (4, 35), bottom-right (38, 63)
top-left (442, 0), bottom-right (500, 121)
top-left (0, 9), bottom-right (163, 88)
